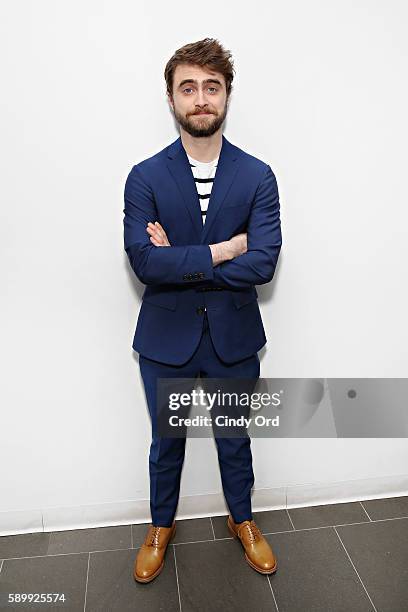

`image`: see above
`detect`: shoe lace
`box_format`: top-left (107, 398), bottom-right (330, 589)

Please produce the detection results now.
top-left (147, 526), bottom-right (161, 547)
top-left (242, 520), bottom-right (261, 543)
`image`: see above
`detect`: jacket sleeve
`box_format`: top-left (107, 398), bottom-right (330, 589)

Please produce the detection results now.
top-left (123, 165), bottom-right (215, 286)
top-left (212, 165), bottom-right (282, 289)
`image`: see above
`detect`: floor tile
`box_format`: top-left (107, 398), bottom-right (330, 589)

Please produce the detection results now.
top-left (264, 527), bottom-right (374, 612)
top-left (175, 539), bottom-right (276, 612)
top-left (0, 532), bottom-right (51, 560)
top-left (0, 553), bottom-right (88, 611)
top-left (288, 501), bottom-right (369, 529)
top-left (209, 515), bottom-right (232, 540)
top-left (336, 517), bottom-right (408, 612)
top-left (1, 499), bottom-right (406, 611)
top-left (85, 546), bottom-right (179, 611)
top-left (48, 525), bottom-right (131, 555)
top-left (172, 518), bottom-right (214, 544)
top-left (361, 495), bottom-right (408, 520)
top-left (253, 510), bottom-right (293, 534)
top-left (131, 522), bottom-right (150, 549)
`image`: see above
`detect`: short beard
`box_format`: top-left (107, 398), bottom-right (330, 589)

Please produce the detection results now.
top-left (173, 101), bottom-right (228, 138)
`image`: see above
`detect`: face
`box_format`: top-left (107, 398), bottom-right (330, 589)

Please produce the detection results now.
top-left (168, 63), bottom-right (229, 138)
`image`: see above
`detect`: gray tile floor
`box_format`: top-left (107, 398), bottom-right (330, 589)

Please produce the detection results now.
top-left (1, 496), bottom-right (408, 611)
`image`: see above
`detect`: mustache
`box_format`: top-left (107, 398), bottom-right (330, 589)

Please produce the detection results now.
top-left (190, 110), bottom-right (216, 115)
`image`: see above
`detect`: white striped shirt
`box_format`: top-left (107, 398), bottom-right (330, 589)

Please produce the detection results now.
top-left (187, 154), bottom-right (219, 226)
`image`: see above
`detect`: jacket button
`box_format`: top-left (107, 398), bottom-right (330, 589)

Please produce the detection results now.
top-left (196, 306), bottom-right (205, 315)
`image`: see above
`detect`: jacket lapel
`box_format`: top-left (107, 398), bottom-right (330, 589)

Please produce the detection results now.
top-left (166, 134), bottom-right (240, 244)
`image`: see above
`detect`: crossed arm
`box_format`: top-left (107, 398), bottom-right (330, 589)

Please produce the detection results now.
top-left (147, 221), bottom-right (247, 266)
top-left (123, 164), bottom-right (282, 289)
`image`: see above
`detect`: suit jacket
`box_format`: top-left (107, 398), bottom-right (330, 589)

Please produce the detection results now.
top-left (123, 134), bottom-right (282, 365)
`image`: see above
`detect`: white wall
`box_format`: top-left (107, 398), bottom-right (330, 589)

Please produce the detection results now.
top-left (1, 0), bottom-right (407, 532)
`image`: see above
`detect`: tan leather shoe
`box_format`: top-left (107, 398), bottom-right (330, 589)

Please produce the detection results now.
top-left (227, 515), bottom-right (277, 574)
top-left (133, 521), bottom-right (176, 583)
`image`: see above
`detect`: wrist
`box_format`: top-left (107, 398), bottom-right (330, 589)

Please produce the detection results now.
top-left (209, 241), bottom-right (232, 266)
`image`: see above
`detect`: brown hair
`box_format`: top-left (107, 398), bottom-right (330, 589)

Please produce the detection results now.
top-left (164, 38), bottom-right (235, 99)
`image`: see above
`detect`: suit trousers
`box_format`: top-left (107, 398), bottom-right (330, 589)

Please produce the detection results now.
top-left (138, 310), bottom-right (260, 527)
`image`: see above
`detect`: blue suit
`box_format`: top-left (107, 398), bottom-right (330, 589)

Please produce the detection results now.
top-left (123, 134), bottom-right (282, 526)
top-left (123, 134), bottom-right (282, 366)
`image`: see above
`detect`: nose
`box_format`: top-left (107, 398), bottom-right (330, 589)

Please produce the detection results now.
top-left (195, 87), bottom-right (209, 107)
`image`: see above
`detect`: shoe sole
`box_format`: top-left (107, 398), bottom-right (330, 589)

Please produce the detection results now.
top-left (227, 519), bottom-right (278, 575)
top-left (133, 522), bottom-right (177, 583)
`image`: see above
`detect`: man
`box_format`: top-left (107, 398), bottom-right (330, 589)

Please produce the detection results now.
top-left (123, 38), bottom-right (282, 583)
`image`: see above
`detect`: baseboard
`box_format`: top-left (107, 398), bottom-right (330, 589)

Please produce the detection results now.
top-left (1, 472), bottom-right (408, 536)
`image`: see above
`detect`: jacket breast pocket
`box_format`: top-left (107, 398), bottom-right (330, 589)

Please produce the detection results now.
top-left (142, 289), bottom-right (178, 311)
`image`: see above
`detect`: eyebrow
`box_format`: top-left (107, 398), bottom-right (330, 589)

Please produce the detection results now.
top-left (178, 78), bottom-right (223, 89)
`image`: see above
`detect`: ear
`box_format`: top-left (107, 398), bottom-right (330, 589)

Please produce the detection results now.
top-left (167, 92), bottom-right (174, 111)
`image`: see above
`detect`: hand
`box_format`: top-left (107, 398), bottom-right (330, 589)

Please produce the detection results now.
top-left (227, 232), bottom-right (247, 259)
top-left (146, 221), bottom-right (171, 247)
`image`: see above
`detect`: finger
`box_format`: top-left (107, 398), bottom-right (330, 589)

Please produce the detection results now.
top-left (147, 224), bottom-right (163, 239)
top-left (152, 221), bottom-right (165, 235)
top-left (146, 222), bottom-right (168, 245)
top-left (146, 226), bottom-right (161, 238)
top-left (155, 224), bottom-right (166, 240)
top-left (147, 222), bottom-right (164, 237)
top-left (150, 236), bottom-right (163, 246)
top-left (155, 222), bottom-right (168, 239)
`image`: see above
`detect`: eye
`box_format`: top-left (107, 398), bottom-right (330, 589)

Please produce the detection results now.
top-left (183, 87), bottom-right (194, 94)
top-left (208, 87), bottom-right (217, 93)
